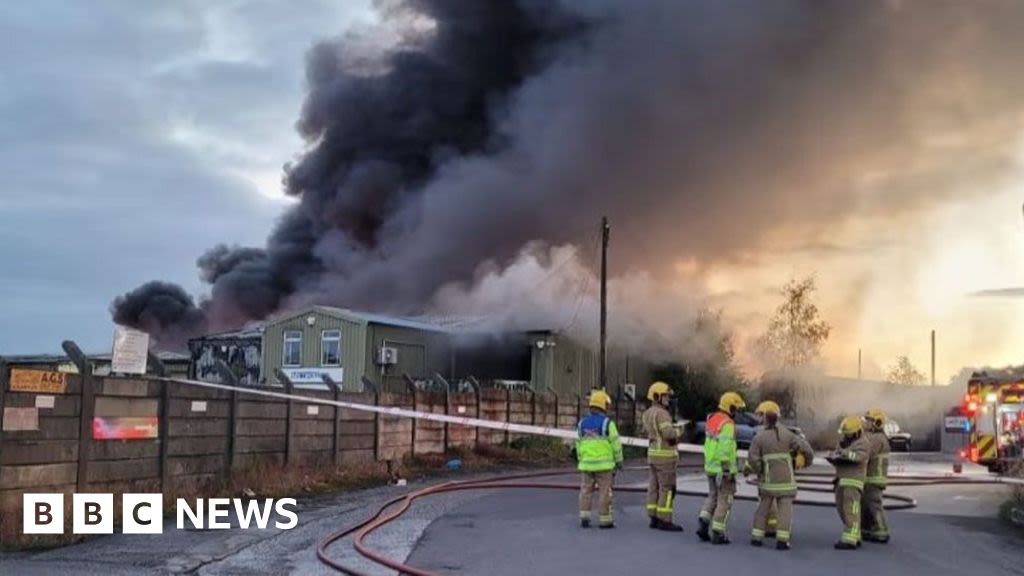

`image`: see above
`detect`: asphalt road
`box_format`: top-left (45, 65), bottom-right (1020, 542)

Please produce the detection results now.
top-left (407, 471), bottom-right (1023, 576)
top-left (1, 456), bottom-right (1020, 575)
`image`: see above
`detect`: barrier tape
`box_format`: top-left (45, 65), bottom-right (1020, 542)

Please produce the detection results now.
top-left (164, 376), bottom-right (1024, 486)
top-left (164, 376), bottom-right (707, 454)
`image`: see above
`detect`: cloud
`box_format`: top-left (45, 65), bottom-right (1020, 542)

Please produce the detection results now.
top-left (0, 0), bottom-right (370, 353)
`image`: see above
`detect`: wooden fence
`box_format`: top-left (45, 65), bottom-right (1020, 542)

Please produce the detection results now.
top-left (0, 359), bottom-right (641, 543)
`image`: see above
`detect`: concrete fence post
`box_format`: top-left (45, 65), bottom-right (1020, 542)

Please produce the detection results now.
top-left (504, 388), bottom-right (512, 447)
top-left (274, 369), bottom-right (295, 467)
top-left (436, 373), bottom-right (451, 452)
top-left (323, 375), bottom-right (342, 467)
top-left (467, 376), bottom-right (481, 447)
top-left (532, 385), bottom-right (540, 426)
top-left (214, 360), bottom-right (239, 479)
top-left (63, 341), bottom-right (94, 492)
top-left (0, 359), bottom-right (7, 469)
top-left (373, 390), bottom-right (381, 461)
top-left (158, 379), bottom-right (171, 493)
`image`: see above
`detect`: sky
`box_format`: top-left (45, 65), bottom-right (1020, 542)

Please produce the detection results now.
top-left (0, 0), bottom-right (371, 354)
top-left (3, 1), bottom-right (1024, 385)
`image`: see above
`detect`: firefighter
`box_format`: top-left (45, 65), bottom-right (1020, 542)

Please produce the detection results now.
top-left (641, 381), bottom-right (684, 531)
top-left (745, 400), bottom-right (814, 550)
top-left (576, 389), bottom-right (623, 529)
top-left (861, 408), bottom-right (891, 543)
top-left (827, 415), bottom-right (871, 550)
top-left (698, 391), bottom-right (745, 544)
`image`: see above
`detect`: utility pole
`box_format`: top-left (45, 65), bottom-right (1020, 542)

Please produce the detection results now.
top-left (599, 216), bottom-right (610, 391)
top-left (858, 348), bottom-right (862, 380)
top-left (931, 329), bottom-right (936, 386)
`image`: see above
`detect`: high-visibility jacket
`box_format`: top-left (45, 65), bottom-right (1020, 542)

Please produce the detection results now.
top-left (641, 405), bottom-right (679, 462)
top-left (576, 412), bottom-right (624, 472)
top-left (831, 435), bottom-right (871, 491)
top-left (704, 411), bottom-right (738, 475)
top-left (864, 429), bottom-right (890, 487)
top-left (745, 425), bottom-right (814, 496)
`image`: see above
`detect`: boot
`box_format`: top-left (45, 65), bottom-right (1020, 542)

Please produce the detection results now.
top-left (696, 519), bottom-right (711, 542)
top-left (834, 541), bottom-right (857, 550)
top-left (657, 521), bottom-right (684, 532)
top-left (750, 539), bottom-right (763, 547)
top-left (863, 534), bottom-right (890, 544)
top-left (580, 518), bottom-right (591, 529)
top-left (649, 517), bottom-right (660, 530)
top-left (776, 541), bottom-right (791, 551)
top-left (711, 531), bottom-right (731, 545)
top-left (599, 522), bottom-right (615, 530)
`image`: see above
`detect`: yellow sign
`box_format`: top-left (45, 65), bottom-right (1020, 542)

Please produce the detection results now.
top-left (9, 369), bottom-right (68, 393)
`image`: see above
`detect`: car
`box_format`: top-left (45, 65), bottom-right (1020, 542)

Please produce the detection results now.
top-left (884, 420), bottom-right (912, 452)
top-left (688, 411), bottom-right (805, 450)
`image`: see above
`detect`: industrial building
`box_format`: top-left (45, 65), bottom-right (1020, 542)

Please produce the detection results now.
top-left (188, 305), bottom-right (647, 398)
top-left (2, 350), bottom-right (190, 378)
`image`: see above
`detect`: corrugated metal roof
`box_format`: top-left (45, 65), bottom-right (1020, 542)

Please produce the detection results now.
top-left (309, 306), bottom-right (451, 333)
top-left (2, 351), bottom-right (190, 364)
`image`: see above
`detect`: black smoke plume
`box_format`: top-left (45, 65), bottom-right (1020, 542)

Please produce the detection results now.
top-left (110, 281), bottom-right (207, 350)
top-left (113, 0), bottom-right (1024, 350)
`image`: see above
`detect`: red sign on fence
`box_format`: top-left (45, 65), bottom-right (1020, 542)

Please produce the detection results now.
top-left (92, 416), bottom-right (158, 440)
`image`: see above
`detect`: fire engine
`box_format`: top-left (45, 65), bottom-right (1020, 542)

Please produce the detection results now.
top-left (962, 370), bottom-right (1024, 472)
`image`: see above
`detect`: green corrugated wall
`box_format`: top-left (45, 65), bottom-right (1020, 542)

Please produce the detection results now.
top-left (262, 309), bottom-right (367, 387)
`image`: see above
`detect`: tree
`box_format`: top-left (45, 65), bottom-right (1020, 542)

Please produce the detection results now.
top-left (758, 276), bottom-right (832, 369)
top-left (886, 356), bottom-right (925, 386)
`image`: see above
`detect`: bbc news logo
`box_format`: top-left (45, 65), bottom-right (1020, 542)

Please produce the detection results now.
top-left (24, 494), bottom-right (298, 534)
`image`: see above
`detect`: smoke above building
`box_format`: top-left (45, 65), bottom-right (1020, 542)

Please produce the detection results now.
top-left (112, 0), bottom-right (1024, 358)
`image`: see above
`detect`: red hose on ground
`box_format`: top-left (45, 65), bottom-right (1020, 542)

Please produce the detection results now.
top-left (316, 469), bottom-right (937, 575)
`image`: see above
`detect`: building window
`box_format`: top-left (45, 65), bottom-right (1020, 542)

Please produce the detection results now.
top-left (283, 331), bottom-right (302, 366)
top-left (321, 330), bottom-right (341, 366)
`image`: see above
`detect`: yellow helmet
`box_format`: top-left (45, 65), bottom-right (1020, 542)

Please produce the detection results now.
top-left (839, 415), bottom-right (864, 436)
top-left (589, 389), bottom-right (612, 410)
top-left (718, 391), bottom-right (746, 412)
top-left (647, 381), bottom-right (672, 402)
top-left (864, 408), bottom-right (886, 425)
top-left (755, 400), bottom-right (781, 416)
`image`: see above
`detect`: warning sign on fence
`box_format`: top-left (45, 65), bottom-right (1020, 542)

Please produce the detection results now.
top-left (111, 326), bottom-right (149, 375)
top-left (9, 368), bottom-right (67, 393)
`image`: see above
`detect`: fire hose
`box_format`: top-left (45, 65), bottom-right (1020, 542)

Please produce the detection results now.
top-left (156, 378), bottom-right (1022, 574)
top-left (316, 466), bottom-right (1018, 576)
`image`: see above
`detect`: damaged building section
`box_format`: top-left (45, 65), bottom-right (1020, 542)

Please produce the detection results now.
top-left (188, 327), bottom-right (263, 386)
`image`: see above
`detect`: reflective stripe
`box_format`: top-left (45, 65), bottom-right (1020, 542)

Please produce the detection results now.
top-left (776, 530), bottom-right (790, 542)
top-left (699, 510), bottom-right (712, 521)
top-left (761, 479), bottom-right (798, 487)
top-left (841, 531), bottom-right (859, 544)
top-left (580, 511), bottom-right (591, 519)
top-left (763, 452), bottom-right (792, 460)
top-left (839, 477), bottom-right (865, 489)
top-left (645, 504), bottom-right (657, 511)
top-left (866, 476), bottom-right (887, 486)
top-left (647, 448), bottom-right (677, 457)
top-left (751, 528), bottom-right (765, 538)
top-left (712, 521), bottom-right (727, 531)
